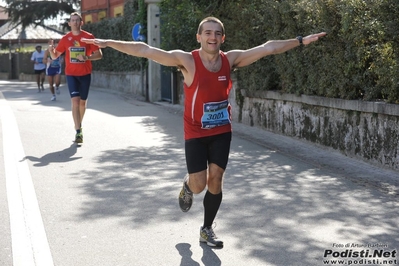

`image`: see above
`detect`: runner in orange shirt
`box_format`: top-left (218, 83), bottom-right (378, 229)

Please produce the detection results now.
top-left (48, 12), bottom-right (103, 143)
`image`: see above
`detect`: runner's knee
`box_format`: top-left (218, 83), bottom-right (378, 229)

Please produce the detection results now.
top-left (188, 172), bottom-right (207, 193)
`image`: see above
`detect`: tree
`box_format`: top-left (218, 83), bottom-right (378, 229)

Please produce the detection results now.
top-left (5, 0), bottom-right (80, 29)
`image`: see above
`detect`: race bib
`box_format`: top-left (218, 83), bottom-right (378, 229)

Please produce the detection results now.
top-left (69, 47), bottom-right (86, 63)
top-left (50, 60), bottom-right (60, 68)
top-left (201, 100), bottom-right (230, 129)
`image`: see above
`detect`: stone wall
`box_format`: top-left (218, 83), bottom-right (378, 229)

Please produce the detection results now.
top-left (237, 89), bottom-right (399, 171)
top-left (91, 71), bottom-right (146, 96)
top-left (19, 73), bottom-right (66, 83)
top-left (0, 71), bottom-right (145, 98)
top-left (0, 72), bottom-right (9, 79)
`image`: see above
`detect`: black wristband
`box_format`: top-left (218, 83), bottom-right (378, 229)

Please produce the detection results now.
top-left (296, 36), bottom-right (303, 46)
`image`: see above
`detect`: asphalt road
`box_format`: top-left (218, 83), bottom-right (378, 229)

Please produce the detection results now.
top-left (1, 80), bottom-right (398, 266)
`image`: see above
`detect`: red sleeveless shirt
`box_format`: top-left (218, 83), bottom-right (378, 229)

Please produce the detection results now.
top-left (183, 50), bottom-right (232, 140)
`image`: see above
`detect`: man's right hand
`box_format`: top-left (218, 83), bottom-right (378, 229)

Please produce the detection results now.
top-left (81, 38), bottom-right (108, 48)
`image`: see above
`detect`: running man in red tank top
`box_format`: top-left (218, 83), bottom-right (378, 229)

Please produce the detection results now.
top-left (82, 17), bottom-right (326, 248)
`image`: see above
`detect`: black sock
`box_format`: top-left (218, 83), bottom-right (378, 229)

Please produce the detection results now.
top-left (203, 190), bottom-right (222, 228)
top-left (76, 129), bottom-right (81, 134)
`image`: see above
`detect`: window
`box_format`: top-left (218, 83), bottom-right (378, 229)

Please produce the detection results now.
top-left (98, 11), bottom-right (106, 20)
top-left (84, 14), bottom-right (92, 24)
top-left (113, 5), bottom-right (123, 17)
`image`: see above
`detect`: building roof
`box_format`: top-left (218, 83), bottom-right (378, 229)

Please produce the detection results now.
top-left (0, 21), bottom-right (64, 41)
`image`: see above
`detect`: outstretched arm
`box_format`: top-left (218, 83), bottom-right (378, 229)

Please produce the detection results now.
top-left (81, 38), bottom-right (189, 67)
top-left (227, 32), bottom-right (327, 68)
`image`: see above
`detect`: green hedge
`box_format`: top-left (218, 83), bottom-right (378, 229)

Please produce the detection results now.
top-left (81, 0), bottom-right (399, 103)
top-left (82, 0), bottom-right (146, 73)
top-left (159, 0), bottom-right (399, 103)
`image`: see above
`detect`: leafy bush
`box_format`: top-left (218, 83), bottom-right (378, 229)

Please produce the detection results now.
top-left (79, 0), bottom-right (399, 103)
top-left (83, 0), bottom-right (146, 72)
top-left (159, 0), bottom-right (399, 103)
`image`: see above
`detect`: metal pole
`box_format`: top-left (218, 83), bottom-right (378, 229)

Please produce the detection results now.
top-left (8, 40), bottom-right (12, 79)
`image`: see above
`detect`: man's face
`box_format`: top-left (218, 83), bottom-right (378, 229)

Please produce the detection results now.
top-left (68, 15), bottom-right (82, 30)
top-left (196, 22), bottom-right (225, 54)
top-left (36, 46), bottom-right (41, 52)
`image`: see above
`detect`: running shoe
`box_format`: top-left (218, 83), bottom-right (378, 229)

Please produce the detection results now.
top-left (200, 226), bottom-right (223, 248)
top-left (56, 87), bottom-right (60, 95)
top-left (178, 175), bottom-right (193, 212)
top-left (51, 95), bottom-right (56, 101)
top-left (75, 132), bottom-right (83, 143)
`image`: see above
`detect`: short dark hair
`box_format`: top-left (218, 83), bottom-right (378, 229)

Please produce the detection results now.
top-left (197, 17), bottom-right (225, 35)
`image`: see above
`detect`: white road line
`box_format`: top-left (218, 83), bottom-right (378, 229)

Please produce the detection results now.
top-left (0, 92), bottom-right (54, 266)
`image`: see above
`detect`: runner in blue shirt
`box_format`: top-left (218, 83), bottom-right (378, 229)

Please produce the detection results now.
top-left (31, 45), bottom-right (46, 92)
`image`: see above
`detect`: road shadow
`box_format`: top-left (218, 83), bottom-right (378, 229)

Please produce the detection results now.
top-left (221, 138), bottom-right (399, 265)
top-left (175, 242), bottom-right (222, 266)
top-left (175, 243), bottom-right (200, 266)
top-left (22, 143), bottom-right (81, 166)
top-left (199, 242), bottom-right (222, 266)
top-left (68, 121), bottom-right (399, 265)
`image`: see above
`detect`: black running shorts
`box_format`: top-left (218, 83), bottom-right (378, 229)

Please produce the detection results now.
top-left (34, 69), bottom-right (45, 75)
top-left (185, 132), bottom-right (232, 174)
